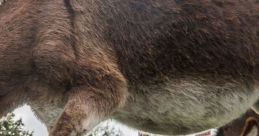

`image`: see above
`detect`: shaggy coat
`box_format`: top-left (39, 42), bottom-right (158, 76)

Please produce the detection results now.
top-left (0, 0), bottom-right (259, 135)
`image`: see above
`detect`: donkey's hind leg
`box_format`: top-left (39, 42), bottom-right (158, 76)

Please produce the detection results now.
top-left (49, 76), bottom-right (128, 136)
top-left (217, 109), bottom-right (259, 136)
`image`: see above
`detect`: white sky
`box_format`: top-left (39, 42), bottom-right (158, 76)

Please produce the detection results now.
top-left (13, 105), bottom-right (48, 136)
top-left (12, 105), bottom-right (139, 136)
top-left (11, 105), bottom-right (216, 136)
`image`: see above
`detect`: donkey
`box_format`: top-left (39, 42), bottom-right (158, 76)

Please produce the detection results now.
top-left (1, 0), bottom-right (259, 136)
top-left (217, 109), bottom-right (259, 136)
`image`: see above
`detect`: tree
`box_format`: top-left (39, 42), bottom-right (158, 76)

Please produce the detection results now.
top-left (88, 121), bottom-right (123, 136)
top-left (0, 113), bottom-right (33, 136)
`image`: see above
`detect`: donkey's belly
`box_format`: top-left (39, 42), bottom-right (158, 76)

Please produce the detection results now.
top-left (113, 76), bottom-right (259, 135)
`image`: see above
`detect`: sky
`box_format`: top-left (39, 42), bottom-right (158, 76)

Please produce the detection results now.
top-left (13, 105), bottom-right (48, 136)
top-left (12, 105), bottom-right (139, 136)
top-left (11, 105), bottom-right (216, 136)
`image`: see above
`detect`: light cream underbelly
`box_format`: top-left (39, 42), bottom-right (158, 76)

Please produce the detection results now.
top-left (113, 77), bottom-right (259, 135)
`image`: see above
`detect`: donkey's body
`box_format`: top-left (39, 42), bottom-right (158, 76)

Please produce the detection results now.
top-left (1, 0), bottom-right (259, 135)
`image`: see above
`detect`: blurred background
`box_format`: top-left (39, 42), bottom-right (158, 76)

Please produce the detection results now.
top-left (0, 105), bottom-right (216, 136)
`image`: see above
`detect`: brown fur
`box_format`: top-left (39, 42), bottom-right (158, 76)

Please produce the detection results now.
top-left (217, 109), bottom-right (259, 136)
top-left (1, 0), bottom-right (259, 135)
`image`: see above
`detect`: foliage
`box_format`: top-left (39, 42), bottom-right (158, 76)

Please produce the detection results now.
top-left (88, 121), bottom-right (123, 136)
top-left (0, 113), bottom-right (33, 136)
